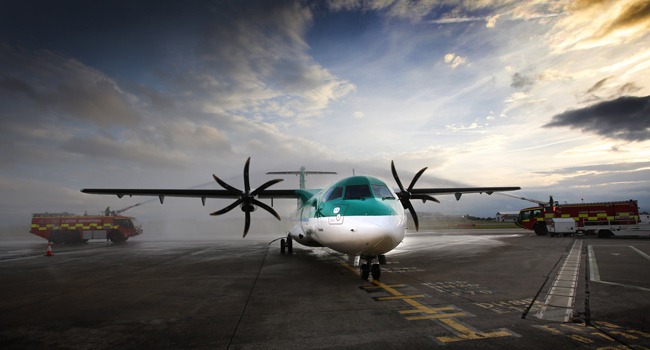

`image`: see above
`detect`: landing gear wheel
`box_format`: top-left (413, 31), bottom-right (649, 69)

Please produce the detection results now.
top-left (360, 264), bottom-right (370, 280)
top-left (286, 237), bottom-right (293, 255)
top-left (371, 264), bottom-right (381, 281)
top-left (280, 238), bottom-right (286, 255)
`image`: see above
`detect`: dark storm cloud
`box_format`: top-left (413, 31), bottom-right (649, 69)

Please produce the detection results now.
top-left (543, 95), bottom-right (650, 141)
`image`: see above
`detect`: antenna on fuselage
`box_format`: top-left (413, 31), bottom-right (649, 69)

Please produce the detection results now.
top-left (266, 166), bottom-right (337, 189)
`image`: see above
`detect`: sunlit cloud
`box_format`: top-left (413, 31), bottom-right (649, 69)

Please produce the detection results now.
top-left (444, 53), bottom-right (468, 69)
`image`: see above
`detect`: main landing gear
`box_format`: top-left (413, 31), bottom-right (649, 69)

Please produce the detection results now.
top-left (280, 236), bottom-right (293, 255)
top-left (360, 255), bottom-right (386, 281)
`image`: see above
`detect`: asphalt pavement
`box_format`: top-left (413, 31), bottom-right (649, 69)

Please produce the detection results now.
top-left (1, 229), bottom-right (649, 349)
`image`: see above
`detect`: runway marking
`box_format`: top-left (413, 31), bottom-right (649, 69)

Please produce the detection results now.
top-left (422, 281), bottom-right (493, 296)
top-left (534, 321), bottom-right (650, 348)
top-left (360, 281), bottom-right (519, 344)
top-left (382, 266), bottom-right (425, 273)
top-left (374, 294), bottom-right (426, 301)
top-left (588, 245), bottom-right (650, 292)
top-left (536, 239), bottom-right (582, 322)
top-left (338, 262), bottom-right (519, 344)
top-left (475, 299), bottom-right (544, 315)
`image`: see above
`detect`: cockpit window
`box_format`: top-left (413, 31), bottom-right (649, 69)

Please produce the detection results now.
top-left (325, 186), bottom-right (343, 202)
top-left (344, 184), bottom-right (372, 199)
top-left (372, 184), bottom-right (394, 199)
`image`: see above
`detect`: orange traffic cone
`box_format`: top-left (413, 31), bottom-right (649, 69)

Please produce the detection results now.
top-left (45, 242), bottom-right (53, 256)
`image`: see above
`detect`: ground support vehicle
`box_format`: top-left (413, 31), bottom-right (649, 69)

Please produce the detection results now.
top-left (516, 200), bottom-right (650, 238)
top-left (30, 212), bottom-right (142, 244)
top-left (547, 218), bottom-right (576, 237)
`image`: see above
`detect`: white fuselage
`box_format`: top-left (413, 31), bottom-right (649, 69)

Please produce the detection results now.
top-left (286, 176), bottom-right (408, 256)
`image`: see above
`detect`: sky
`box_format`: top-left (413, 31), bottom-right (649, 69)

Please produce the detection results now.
top-left (1, 0), bottom-right (649, 236)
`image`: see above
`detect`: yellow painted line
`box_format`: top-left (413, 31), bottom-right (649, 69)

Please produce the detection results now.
top-left (400, 306), bottom-right (457, 314)
top-left (436, 318), bottom-right (514, 342)
top-left (338, 260), bottom-right (518, 343)
top-left (405, 312), bottom-right (468, 321)
top-left (362, 284), bottom-right (406, 289)
top-left (375, 295), bottom-right (425, 301)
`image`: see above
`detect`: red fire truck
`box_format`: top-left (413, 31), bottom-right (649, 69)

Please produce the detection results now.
top-left (515, 199), bottom-right (648, 237)
top-left (30, 212), bottom-right (142, 244)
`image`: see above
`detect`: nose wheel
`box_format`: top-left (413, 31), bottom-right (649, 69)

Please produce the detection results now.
top-left (280, 236), bottom-right (293, 255)
top-left (360, 255), bottom-right (384, 281)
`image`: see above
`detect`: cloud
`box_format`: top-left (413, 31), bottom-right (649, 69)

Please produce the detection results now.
top-left (510, 72), bottom-right (534, 90)
top-left (191, 1), bottom-right (355, 120)
top-left (0, 44), bottom-right (141, 127)
top-left (444, 53), bottom-right (468, 69)
top-left (550, 0), bottom-right (650, 51)
top-left (543, 95), bottom-right (650, 141)
top-left (580, 77), bottom-right (643, 103)
top-left (534, 161), bottom-right (650, 176)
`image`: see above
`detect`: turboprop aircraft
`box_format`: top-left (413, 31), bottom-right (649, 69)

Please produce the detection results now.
top-left (82, 157), bottom-right (519, 280)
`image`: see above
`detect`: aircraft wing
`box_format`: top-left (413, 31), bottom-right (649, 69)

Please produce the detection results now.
top-left (80, 188), bottom-right (302, 204)
top-left (408, 186), bottom-right (521, 201)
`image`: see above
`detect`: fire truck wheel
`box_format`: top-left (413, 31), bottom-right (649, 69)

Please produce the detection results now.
top-left (598, 230), bottom-right (613, 238)
top-left (534, 223), bottom-right (548, 236)
top-left (50, 231), bottom-right (65, 245)
top-left (108, 231), bottom-right (127, 243)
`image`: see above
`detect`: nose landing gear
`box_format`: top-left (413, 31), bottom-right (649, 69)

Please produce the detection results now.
top-left (360, 255), bottom-right (385, 281)
top-left (280, 235), bottom-right (293, 255)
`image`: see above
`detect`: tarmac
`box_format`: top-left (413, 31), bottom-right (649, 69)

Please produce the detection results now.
top-left (1, 228), bottom-right (649, 349)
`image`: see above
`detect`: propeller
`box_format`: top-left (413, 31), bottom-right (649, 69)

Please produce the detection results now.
top-left (391, 161), bottom-right (439, 231)
top-left (210, 157), bottom-right (284, 237)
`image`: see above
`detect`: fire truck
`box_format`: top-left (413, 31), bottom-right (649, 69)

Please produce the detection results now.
top-left (515, 198), bottom-right (649, 237)
top-left (30, 212), bottom-right (142, 244)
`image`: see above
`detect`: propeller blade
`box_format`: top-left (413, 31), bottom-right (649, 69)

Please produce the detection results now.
top-left (406, 201), bottom-right (419, 231)
top-left (210, 157), bottom-right (283, 237)
top-left (250, 178), bottom-right (284, 197)
top-left (213, 175), bottom-right (241, 194)
top-left (210, 199), bottom-right (243, 216)
top-left (408, 167), bottom-right (428, 192)
top-left (391, 161), bottom-right (405, 192)
top-left (243, 157), bottom-right (251, 193)
top-left (243, 211), bottom-right (251, 238)
top-left (253, 198), bottom-right (282, 221)
top-left (391, 160), bottom-right (431, 231)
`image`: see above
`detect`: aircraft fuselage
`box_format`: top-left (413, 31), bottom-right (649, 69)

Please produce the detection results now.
top-left (287, 175), bottom-right (407, 256)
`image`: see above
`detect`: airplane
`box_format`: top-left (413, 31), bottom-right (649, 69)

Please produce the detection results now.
top-left (81, 157), bottom-right (520, 280)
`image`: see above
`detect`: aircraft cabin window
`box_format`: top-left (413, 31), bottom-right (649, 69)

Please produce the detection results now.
top-left (325, 186), bottom-right (343, 202)
top-left (344, 184), bottom-right (372, 199)
top-left (372, 184), bottom-right (394, 199)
